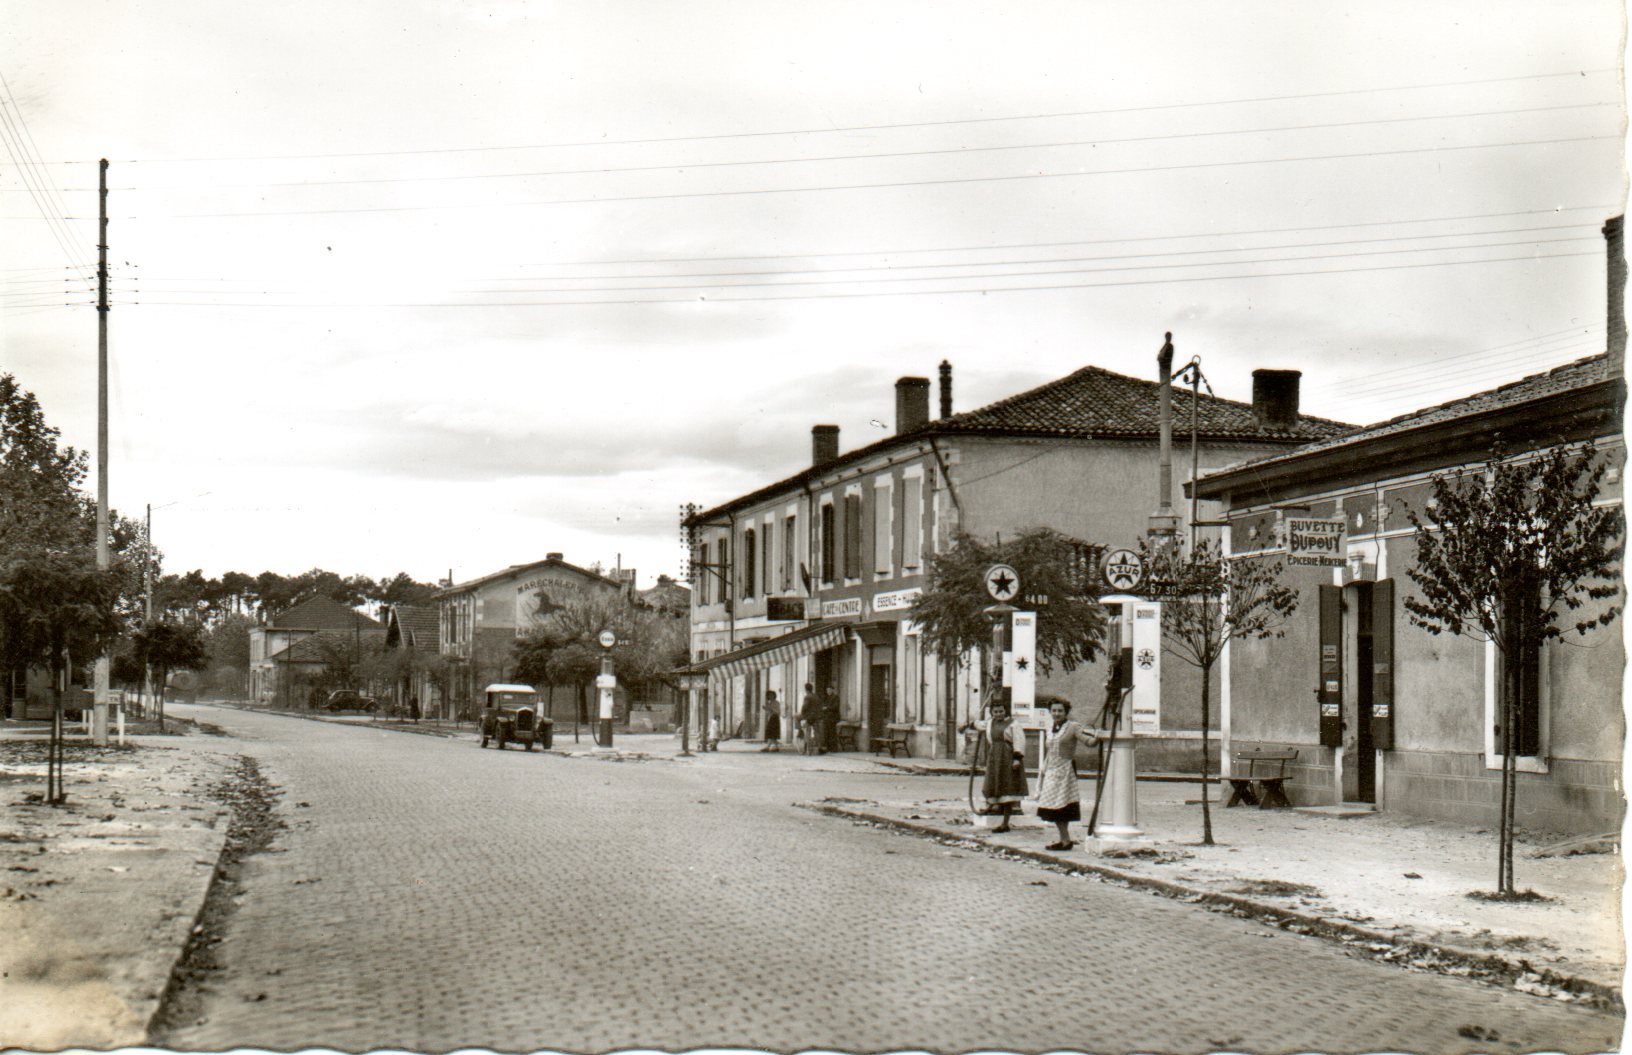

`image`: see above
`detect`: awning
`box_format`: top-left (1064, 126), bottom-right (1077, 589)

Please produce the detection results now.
top-left (693, 621), bottom-right (851, 681)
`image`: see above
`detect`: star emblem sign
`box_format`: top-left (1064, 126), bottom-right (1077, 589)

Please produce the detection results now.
top-left (1015, 657), bottom-right (1029, 671)
top-left (991, 570), bottom-right (1015, 596)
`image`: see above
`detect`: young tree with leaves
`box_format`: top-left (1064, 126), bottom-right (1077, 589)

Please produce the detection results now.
top-left (1139, 537), bottom-right (1299, 845)
top-left (910, 528), bottom-right (1110, 712)
top-left (132, 621), bottom-right (208, 732)
top-left (1404, 442), bottom-right (1623, 896)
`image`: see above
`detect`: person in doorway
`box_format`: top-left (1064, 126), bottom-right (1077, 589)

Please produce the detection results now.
top-left (821, 687), bottom-right (841, 753)
top-left (981, 698), bottom-right (1028, 832)
top-left (1034, 696), bottom-right (1102, 851)
top-left (761, 690), bottom-right (782, 751)
top-left (799, 683), bottom-right (822, 754)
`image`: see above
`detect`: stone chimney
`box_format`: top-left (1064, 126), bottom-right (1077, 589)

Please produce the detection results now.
top-left (938, 360), bottom-right (954, 418)
top-left (812, 424), bottom-right (840, 466)
top-left (1605, 216), bottom-right (1625, 373)
top-left (546, 552), bottom-right (564, 561)
top-left (895, 376), bottom-right (931, 433)
top-left (1251, 369), bottom-right (1302, 431)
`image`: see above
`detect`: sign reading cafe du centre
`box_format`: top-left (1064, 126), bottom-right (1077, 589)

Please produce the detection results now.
top-left (1285, 518), bottom-right (1346, 567)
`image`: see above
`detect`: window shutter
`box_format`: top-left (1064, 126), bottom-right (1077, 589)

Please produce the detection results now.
top-left (902, 477), bottom-right (922, 569)
top-left (1370, 578), bottom-right (1394, 751)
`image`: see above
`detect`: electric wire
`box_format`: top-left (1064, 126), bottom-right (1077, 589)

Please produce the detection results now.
top-left (83, 101), bottom-right (1616, 193)
top-left (1319, 331), bottom-right (1609, 397)
top-left (13, 66), bottom-right (1609, 165)
top-left (120, 247), bottom-right (1598, 308)
top-left (0, 88), bottom-right (93, 283)
top-left (109, 133), bottom-right (1618, 221)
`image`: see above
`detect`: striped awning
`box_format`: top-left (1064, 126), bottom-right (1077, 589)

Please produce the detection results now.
top-left (694, 621), bottom-right (851, 681)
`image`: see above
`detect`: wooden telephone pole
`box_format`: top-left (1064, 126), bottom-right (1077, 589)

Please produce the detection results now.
top-left (92, 159), bottom-right (111, 746)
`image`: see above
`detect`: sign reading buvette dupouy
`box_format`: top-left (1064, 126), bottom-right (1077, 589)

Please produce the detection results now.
top-left (1286, 517), bottom-right (1346, 566)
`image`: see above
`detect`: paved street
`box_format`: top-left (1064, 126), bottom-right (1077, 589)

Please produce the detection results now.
top-left (158, 704), bottom-right (1621, 1054)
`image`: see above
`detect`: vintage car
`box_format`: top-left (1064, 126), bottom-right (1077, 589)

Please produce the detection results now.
top-left (478, 683), bottom-right (553, 750)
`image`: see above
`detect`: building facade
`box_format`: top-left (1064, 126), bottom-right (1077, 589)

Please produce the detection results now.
top-left (248, 597), bottom-right (382, 707)
top-left (435, 553), bottom-right (628, 717)
top-left (684, 360), bottom-right (1354, 759)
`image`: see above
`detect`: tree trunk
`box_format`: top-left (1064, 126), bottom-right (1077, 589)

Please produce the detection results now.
top-left (1200, 661), bottom-right (1214, 846)
top-left (1497, 649), bottom-right (1516, 895)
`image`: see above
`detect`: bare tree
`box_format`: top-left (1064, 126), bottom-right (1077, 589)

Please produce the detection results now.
top-left (1403, 442), bottom-right (1622, 896)
top-left (1139, 538), bottom-right (1299, 845)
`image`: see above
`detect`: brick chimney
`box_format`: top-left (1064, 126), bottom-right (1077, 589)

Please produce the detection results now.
top-left (1605, 216), bottom-right (1625, 374)
top-left (938, 360), bottom-right (953, 418)
top-left (812, 424), bottom-right (840, 466)
top-left (895, 376), bottom-right (931, 433)
top-left (1251, 369), bottom-right (1302, 431)
top-left (546, 552), bottom-right (564, 561)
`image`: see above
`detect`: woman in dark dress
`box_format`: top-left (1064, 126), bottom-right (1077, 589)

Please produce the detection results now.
top-left (980, 700), bottom-right (1029, 832)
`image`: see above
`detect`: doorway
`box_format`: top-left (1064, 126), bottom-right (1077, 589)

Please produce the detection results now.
top-left (1347, 582), bottom-right (1377, 803)
top-left (867, 647), bottom-right (893, 744)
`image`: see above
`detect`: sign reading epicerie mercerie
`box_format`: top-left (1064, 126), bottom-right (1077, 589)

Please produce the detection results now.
top-left (1286, 518), bottom-right (1346, 566)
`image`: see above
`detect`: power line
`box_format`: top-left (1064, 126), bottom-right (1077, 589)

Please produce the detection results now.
top-left (118, 247), bottom-right (1598, 309)
top-left (15, 66), bottom-right (1609, 166)
top-left (86, 102), bottom-right (1616, 193)
top-left (113, 133), bottom-right (1616, 221)
top-left (1330, 336), bottom-right (1606, 397)
top-left (0, 72), bottom-right (94, 283)
top-left (1306, 323), bottom-right (1605, 393)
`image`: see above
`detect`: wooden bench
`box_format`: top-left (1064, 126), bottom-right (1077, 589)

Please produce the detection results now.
top-left (1227, 749), bottom-right (1298, 809)
top-left (870, 722), bottom-right (914, 758)
top-left (834, 720), bottom-right (861, 752)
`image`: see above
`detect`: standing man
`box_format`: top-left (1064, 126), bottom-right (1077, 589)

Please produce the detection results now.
top-left (799, 683), bottom-right (821, 755)
top-left (822, 686), bottom-right (841, 753)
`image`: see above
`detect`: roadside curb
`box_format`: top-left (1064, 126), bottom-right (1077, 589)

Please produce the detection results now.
top-left (804, 801), bottom-right (1623, 1013)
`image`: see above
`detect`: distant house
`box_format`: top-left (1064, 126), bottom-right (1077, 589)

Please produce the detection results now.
top-left (684, 360), bottom-right (1353, 758)
top-left (435, 553), bottom-right (628, 716)
top-left (382, 604), bottom-right (442, 717)
top-left (248, 597), bottom-right (382, 707)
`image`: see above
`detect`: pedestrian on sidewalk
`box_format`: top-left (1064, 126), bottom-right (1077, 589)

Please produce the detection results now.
top-left (981, 698), bottom-right (1028, 832)
top-left (1035, 696), bottom-right (1101, 851)
top-left (761, 690), bottom-right (781, 751)
top-left (799, 683), bottom-right (822, 754)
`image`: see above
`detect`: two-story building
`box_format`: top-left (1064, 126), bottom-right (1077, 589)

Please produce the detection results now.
top-left (684, 359), bottom-right (1354, 759)
top-left (435, 553), bottom-right (629, 717)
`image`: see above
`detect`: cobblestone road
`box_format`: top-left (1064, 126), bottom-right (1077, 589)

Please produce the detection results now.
top-left (161, 705), bottom-right (1622, 1054)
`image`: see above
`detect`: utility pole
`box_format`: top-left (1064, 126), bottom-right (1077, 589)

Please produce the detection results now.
top-left (1149, 333), bottom-right (1180, 541)
top-left (92, 159), bottom-right (111, 746)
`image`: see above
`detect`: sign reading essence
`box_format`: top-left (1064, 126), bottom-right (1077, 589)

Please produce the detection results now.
top-left (1286, 518), bottom-right (1346, 566)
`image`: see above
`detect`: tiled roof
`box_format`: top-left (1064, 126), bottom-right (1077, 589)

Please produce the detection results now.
top-left (269, 597), bottom-right (381, 631)
top-left (1199, 354), bottom-right (1617, 482)
top-left (272, 628), bottom-right (387, 663)
top-left (387, 605), bottom-right (441, 653)
top-left (688, 361), bottom-right (1355, 524)
top-left (936, 364), bottom-right (1353, 441)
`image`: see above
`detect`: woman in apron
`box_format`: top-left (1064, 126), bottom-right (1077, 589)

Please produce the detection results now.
top-left (981, 699), bottom-right (1028, 832)
top-left (1034, 696), bottom-right (1101, 850)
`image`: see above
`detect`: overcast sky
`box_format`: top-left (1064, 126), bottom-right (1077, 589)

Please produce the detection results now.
top-left (2, 2), bottom-right (1624, 588)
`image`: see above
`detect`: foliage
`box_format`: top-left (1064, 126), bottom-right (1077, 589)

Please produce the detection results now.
top-left (909, 528), bottom-right (1109, 675)
top-left (513, 592), bottom-right (687, 698)
top-left (131, 620), bottom-right (208, 730)
top-left (1403, 442), bottom-right (1623, 896)
top-left (1139, 537), bottom-right (1300, 845)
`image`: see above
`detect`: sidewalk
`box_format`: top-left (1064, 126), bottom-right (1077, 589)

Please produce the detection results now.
top-left (0, 711), bottom-right (1621, 1050)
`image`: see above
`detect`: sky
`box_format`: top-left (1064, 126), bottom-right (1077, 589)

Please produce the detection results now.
top-left (1, 1), bottom-right (1625, 588)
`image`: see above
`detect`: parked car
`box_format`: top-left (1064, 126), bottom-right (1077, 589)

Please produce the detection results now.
top-left (323, 689), bottom-right (377, 713)
top-left (479, 683), bottom-right (552, 750)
